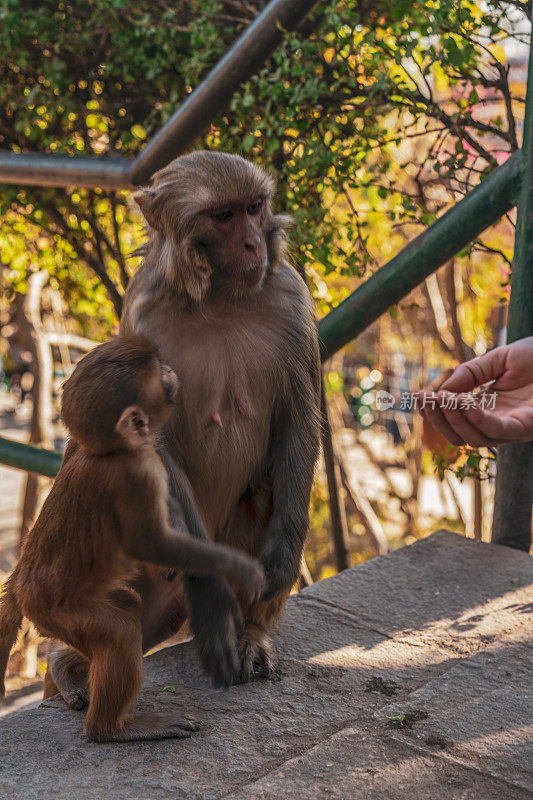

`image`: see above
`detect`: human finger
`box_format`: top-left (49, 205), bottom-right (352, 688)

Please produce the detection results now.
top-left (418, 393), bottom-right (465, 446)
top-left (441, 401), bottom-right (499, 447)
top-left (440, 347), bottom-right (508, 393)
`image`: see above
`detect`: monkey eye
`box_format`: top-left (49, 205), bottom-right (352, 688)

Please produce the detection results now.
top-left (211, 208), bottom-right (233, 223)
top-left (247, 199), bottom-right (263, 216)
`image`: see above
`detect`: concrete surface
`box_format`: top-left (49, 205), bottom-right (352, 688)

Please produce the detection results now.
top-left (0, 530), bottom-right (531, 800)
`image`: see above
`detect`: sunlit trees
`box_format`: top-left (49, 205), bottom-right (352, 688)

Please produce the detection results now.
top-left (0, 0), bottom-right (528, 568)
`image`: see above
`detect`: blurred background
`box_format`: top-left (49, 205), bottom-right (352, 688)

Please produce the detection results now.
top-left (0, 0), bottom-right (528, 696)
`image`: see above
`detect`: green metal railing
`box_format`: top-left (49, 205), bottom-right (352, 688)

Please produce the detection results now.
top-left (491, 15), bottom-right (533, 551)
top-left (0, 0), bottom-right (320, 189)
top-left (0, 1), bottom-right (531, 550)
top-left (318, 150), bottom-right (523, 361)
top-left (0, 438), bottom-right (62, 478)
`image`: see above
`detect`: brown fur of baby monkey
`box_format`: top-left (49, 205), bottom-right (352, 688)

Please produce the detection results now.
top-left (119, 151), bottom-right (321, 686)
top-left (0, 335), bottom-right (264, 742)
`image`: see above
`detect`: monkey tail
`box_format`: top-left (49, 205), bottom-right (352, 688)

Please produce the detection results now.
top-left (0, 579), bottom-right (22, 699)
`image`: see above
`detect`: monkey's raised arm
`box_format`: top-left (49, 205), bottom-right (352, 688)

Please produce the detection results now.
top-left (123, 515), bottom-right (264, 603)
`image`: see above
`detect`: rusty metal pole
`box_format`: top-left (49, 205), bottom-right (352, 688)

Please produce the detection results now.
top-left (492, 16), bottom-right (533, 551)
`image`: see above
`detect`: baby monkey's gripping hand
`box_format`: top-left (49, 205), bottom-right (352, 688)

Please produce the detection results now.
top-left (166, 542), bottom-right (264, 604)
top-left (220, 547), bottom-right (265, 604)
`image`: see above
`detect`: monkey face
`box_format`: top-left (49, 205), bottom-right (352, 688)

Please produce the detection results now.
top-left (195, 196), bottom-right (268, 290)
top-left (112, 358), bottom-right (179, 450)
top-left (133, 152), bottom-right (291, 302)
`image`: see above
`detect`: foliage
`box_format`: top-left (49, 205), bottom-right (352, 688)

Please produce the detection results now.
top-left (0, 0), bottom-right (242, 326)
top-left (0, 0), bottom-right (527, 551)
top-left (433, 444), bottom-right (496, 481)
top-left (0, 0), bottom-right (526, 334)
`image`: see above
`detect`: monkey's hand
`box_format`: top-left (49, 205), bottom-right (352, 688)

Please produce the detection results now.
top-left (221, 549), bottom-right (265, 604)
top-left (167, 545), bottom-right (264, 603)
top-left (259, 530), bottom-right (300, 604)
top-left (185, 576), bottom-right (242, 686)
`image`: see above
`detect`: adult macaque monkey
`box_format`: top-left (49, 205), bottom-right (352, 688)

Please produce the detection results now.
top-left (50, 151), bottom-right (321, 692)
top-left (125, 151), bottom-right (320, 683)
top-left (0, 336), bottom-right (264, 742)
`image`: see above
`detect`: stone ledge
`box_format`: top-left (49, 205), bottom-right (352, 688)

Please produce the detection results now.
top-left (0, 530), bottom-right (531, 800)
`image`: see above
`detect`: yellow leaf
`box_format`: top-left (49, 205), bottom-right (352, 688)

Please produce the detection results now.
top-left (131, 124), bottom-right (147, 140)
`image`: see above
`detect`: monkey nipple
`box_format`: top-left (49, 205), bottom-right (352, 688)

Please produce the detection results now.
top-left (237, 398), bottom-right (247, 417)
top-left (210, 410), bottom-right (223, 428)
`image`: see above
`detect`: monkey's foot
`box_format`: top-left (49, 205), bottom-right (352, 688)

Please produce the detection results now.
top-left (237, 636), bottom-right (273, 684)
top-left (46, 647), bottom-right (90, 710)
top-left (62, 684), bottom-right (90, 711)
top-left (87, 713), bottom-right (200, 743)
top-left (50, 667), bottom-right (89, 710)
top-left (46, 667), bottom-right (89, 710)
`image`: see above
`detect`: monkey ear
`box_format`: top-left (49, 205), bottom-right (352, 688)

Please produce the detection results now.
top-left (132, 189), bottom-right (163, 232)
top-left (115, 405), bottom-right (150, 447)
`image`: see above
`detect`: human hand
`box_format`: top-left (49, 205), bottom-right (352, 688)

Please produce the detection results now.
top-left (417, 336), bottom-right (533, 447)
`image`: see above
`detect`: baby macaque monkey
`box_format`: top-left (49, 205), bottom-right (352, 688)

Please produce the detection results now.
top-left (0, 336), bottom-right (264, 742)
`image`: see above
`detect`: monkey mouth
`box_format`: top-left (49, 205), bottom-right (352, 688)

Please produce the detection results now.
top-left (234, 263), bottom-right (265, 286)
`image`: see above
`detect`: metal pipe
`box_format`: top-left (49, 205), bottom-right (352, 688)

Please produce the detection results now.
top-left (0, 436), bottom-right (62, 478)
top-left (0, 149), bottom-right (525, 478)
top-left (0, 152), bottom-right (133, 190)
top-left (0, 150), bottom-right (524, 479)
top-left (492, 19), bottom-right (533, 551)
top-left (317, 149), bottom-right (523, 362)
top-left (130, 0), bottom-right (320, 184)
top-left (0, 0), bottom-right (319, 189)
